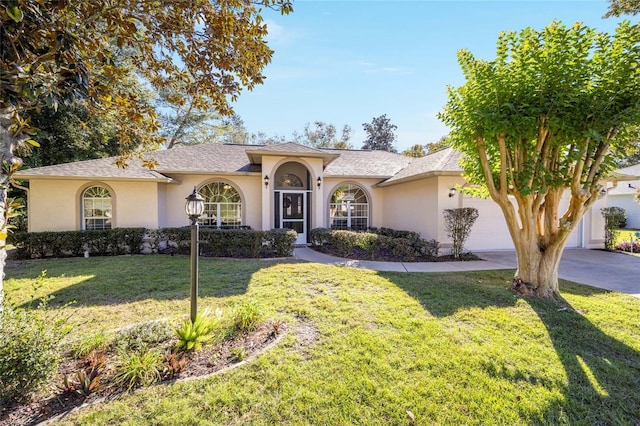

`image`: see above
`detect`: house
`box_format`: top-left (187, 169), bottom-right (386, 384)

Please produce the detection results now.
top-left (14, 142), bottom-right (608, 251)
top-left (607, 163), bottom-right (640, 229)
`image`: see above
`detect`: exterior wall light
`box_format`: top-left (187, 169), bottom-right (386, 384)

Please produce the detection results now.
top-left (448, 187), bottom-right (457, 198)
top-left (185, 186), bottom-right (204, 323)
top-left (264, 175), bottom-right (270, 187)
top-left (317, 177), bottom-right (322, 188)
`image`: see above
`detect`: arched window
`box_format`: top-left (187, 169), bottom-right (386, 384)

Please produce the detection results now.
top-left (276, 173), bottom-right (304, 188)
top-left (199, 181), bottom-right (242, 228)
top-left (329, 183), bottom-right (369, 230)
top-left (82, 186), bottom-right (112, 230)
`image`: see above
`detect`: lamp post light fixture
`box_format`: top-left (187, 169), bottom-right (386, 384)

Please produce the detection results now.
top-left (185, 187), bottom-right (204, 323)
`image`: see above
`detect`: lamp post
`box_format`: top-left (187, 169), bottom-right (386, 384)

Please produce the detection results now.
top-left (185, 186), bottom-right (204, 323)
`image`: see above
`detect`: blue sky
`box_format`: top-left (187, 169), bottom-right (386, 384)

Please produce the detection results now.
top-left (232, 1), bottom-right (627, 152)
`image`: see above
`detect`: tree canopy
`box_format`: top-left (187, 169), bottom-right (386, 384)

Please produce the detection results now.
top-left (297, 121), bottom-right (353, 149)
top-left (362, 114), bottom-right (398, 152)
top-left (439, 20), bottom-right (640, 298)
top-left (606, 0), bottom-right (640, 16)
top-left (0, 0), bottom-right (293, 304)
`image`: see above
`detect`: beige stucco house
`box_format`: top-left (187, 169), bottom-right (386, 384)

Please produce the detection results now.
top-left (15, 142), bottom-right (607, 251)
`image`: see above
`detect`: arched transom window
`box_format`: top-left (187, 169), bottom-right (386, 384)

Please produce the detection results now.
top-left (276, 173), bottom-right (304, 188)
top-left (329, 183), bottom-right (369, 230)
top-left (82, 186), bottom-right (112, 230)
top-left (199, 181), bottom-right (242, 228)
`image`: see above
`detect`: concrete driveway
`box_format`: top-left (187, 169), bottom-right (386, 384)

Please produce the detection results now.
top-left (479, 249), bottom-right (640, 297)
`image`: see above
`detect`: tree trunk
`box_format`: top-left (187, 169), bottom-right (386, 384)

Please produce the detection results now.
top-left (512, 238), bottom-right (565, 299)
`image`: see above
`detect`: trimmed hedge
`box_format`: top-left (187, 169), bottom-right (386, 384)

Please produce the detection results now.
top-left (310, 227), bottom-right (439, 261)
top-left (11, 228), bottom-right (146, 259)
top-left (11, 227), bottom-right (297, 259)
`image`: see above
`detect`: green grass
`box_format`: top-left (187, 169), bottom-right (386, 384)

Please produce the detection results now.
top-left (5, 255), bottom-right (640, 425)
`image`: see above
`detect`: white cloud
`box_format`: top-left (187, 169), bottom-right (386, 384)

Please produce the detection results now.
top-left (356, 60), bottom-right (414, 75)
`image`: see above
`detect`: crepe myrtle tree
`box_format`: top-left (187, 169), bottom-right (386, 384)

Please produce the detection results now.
top-left (439, 21), bottom-right (640, 299)
top-left (0, 0), bottom-right (293, 306)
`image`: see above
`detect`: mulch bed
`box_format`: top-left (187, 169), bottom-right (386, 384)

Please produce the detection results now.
top-left (0, 321), bottom-right (288, 426)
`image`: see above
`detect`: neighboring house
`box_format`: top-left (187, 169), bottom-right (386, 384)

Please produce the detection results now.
top-left (608, 163), bottom-right (640, 229)
top-left (15, 142), bottom-right (608, 251)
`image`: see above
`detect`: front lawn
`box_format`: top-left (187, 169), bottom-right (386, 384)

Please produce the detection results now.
top-left (4, 256), bottom-right (640, 425)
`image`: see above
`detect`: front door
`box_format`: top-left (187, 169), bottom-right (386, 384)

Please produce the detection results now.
top-left (280, 191), bottom-right (306, 244)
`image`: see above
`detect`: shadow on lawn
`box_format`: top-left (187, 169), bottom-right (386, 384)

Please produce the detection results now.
top-left (384, 270), bottom-right (640, 424)
top-left (525, 292), bottom-right (640, 424)
top-left (12, 255), bottom-right (273, 308)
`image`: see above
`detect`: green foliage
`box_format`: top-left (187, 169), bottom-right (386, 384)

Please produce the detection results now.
top-left (361, 114), bottom-right (398, 152)
top-left (70, 330), bottom-right (110, 358)
top-left (10, 227), bottom-right (146, 259)
top-left (0, 294), bottom-right (71, 404)
top-left (298, 121), bottom-right (353, 149)
top-left (113, 349), bottom-right (164, 391)
top-left (443, 208), bottom-right (480, 258)
top-left (310, 227), bottom-right (439, 260)
top-left (174, 310), bottom-right (218, 351)
top-left (601, 207), bottom-right (628, 250)
top-left (115, 321), bottom-right (175, 353)
top-left (11, 227), bottom-right (296, 260)
top-left (162, 227), bottom-right (296, 258)
top-left (228, 347), bottom-right (249, 362)
top-left (605, 0), bottom-right (640, 17)
top-left (439, 20), bottom-right (640, 292)
top-left (231, 302), bottom-right (263, 334)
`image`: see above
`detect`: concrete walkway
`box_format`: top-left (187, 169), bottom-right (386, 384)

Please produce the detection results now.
top-left (293, 247), bottom-right (640, 297)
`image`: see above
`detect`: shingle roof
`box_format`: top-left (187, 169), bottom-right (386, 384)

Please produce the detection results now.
top-left (378, 148), bottom-right (463, 186)
top-left (151, 143), bottom-right (260, 174)
top-left (15, 143), bottom-right (465, 182)
top-left (321, 149), bottom-right (413, 177)
top-left (14, 156), bottom-right (173, 181)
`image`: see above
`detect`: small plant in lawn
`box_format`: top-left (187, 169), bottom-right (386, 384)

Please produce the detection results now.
top-left (162, 352), bottom-right (188, 380)
top-left (174, 309), bottom-right (218, 351)
top-left (113, 349), bottom-right (164, 391)
top-left (232, 301), bottom-right (263, 334)
top-left (229, 347), bottom-right (248, 362)
top-left (269, 319), bottom-right (286, 337)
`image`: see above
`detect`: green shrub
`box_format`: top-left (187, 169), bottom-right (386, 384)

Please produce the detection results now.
top-left (310, 227), bottom-right (438, 261)
top-left (113, 349), bottom-right (164, 391)
top-left (310, 228), bottom-right (331, 247)
top-left (355, 232), bottom-right (384, 260)
top-left (174, 310), bottom-right (218, 351)
top-left (601, 207), bottom-right (627, 250)
top-left (0, 292), bottom-right (71, 404)
top-left (368, 227), bottom-right (421, 242)
top-left (331, 230), bottom-right (357, 257)
top-left (11, 227), bottom-right (145, 259)
top-left (443, 208), bottom-right (479, 259)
